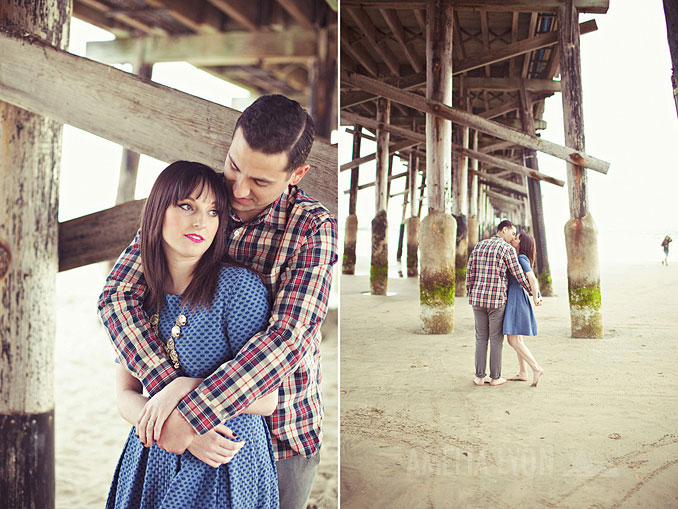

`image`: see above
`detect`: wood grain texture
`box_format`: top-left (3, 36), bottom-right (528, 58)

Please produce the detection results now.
top-left (0, 29), bottom-right (337, 217)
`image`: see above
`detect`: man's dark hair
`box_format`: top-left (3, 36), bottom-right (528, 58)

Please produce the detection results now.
top-left (497, 219), bottom-right (514, 232)
top-left (234, 94), bottom-right (314, 172)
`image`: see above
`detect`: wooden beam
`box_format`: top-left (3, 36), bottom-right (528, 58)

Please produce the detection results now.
top-left (58, 200), bottom-right (145, 272)
top-left (346, 7), bottom-right (400, 76)
top-left (341, 70), bottom-right (610, 174)
top-left (462, 77), bottom-right (561, 92)
top-left (79, 0), bottom-right (166, 35)
top-left (206, 0), bottom-right (259, 31)
top-left (86, 31), bottom-right (316, 66)
top-left (340, 139), bottom-right (420, 171)
top-left (339, 1), bottom-right (609, 13)
top-left (276, 0), bottom-right (315, 30)
top-left (485, 189), bottom-right (524, 207)
top-left (341, 25), bottom-right (379, 77)
top-left (454, 144), bottom-right (565, 187)
top-left (72, 2), bottom-right (132, 37)
top-left (340, 19), bottom-right (596, 108)
top-left (341, 111), bottom-right (426, 142)
top-left (479, 140), bottom-right (516, 153)
top-left (0, 30), bottom-right (337, 216)
top-left (473, 170), bottom-right (528, 196)
top-left (381, 8), bottom-right (421, 72)
top-left (144, 0), bottom-right (223, 33)
top-left (343, 170), bottom-right (409, 193)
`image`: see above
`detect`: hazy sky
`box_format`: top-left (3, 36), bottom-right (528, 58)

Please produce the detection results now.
top-left (339, 2), bottom-right (678, 269)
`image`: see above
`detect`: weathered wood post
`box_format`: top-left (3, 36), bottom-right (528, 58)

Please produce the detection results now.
top-left (343, 125), bottom-right (361, 274)
top-left (395, 179), bottom-right (408, 262)
top-left (0, 2), bottom-right (70, 507)
top-left (311, 25), bottom-right (337, 139)
top-left (115, 59), bottom-right (153, 205)
top-left (558, 2), bottom-right (603, 338)
top-left (371, 97), bottom-right (390, 295)
top-left (467, 131), bottom-right (479, 253)
top-left (406, 152), bottom-right (420, 277)
top-left (663, 0), bottom-right (678, 117)
top-left (518, 88), bottom-right (553, 296)
top-left (420, 0), bottom-right (456, 333)
top-left (452, 95), bottom-right (469, 296)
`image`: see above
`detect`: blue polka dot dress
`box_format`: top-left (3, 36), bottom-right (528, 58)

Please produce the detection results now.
top-left (503, 254), bottom-right (538, 336)
top-left (106, 266), bottom-right (279, 509)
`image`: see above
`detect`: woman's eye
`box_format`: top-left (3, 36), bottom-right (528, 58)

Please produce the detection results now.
top-left (209, 210), bottom-right (219, 217)
top-left (179, 203), bottom-right (191, 211)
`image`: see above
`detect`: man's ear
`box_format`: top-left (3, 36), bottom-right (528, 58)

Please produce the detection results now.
top-left (288, 164), bottom-right (310, 186)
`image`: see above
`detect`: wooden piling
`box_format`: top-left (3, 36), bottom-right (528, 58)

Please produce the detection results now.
top-left (467, 131), bottom-right (479, 253)
top-left (407, 152), bottom-right (419, 277)
top-left (343, 125), bottom-right (361, 274)
top-left (371, 97), bottom-right (390, 295)
top-left (452, 94), bottom-right (469, 297)
top-left (663, 0), bottom-right (678, 117)
top-left (558, 2), bottom-right (602, 338)
top-left (518, 88), bottom-right (553, 296)
top-left (420, 0), bottom-right (457, 333)
top-left (0, 2), bottom-right (70, 508)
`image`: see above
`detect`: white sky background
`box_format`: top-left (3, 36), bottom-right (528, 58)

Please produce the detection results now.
top-left (339, 2), bottom-right (678, 271)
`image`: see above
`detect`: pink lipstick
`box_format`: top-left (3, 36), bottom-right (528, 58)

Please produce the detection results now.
top-left (185, 234), bottom-right (204, 243)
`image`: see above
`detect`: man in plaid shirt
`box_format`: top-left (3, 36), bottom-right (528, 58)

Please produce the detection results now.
top-left (466, 220), bottom-right (538, 387)
top-left (98, 95), bottom-right (337, 508)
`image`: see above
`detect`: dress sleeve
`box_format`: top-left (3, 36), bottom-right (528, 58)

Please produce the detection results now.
top-left (176, 216), bottom-right (338, 434)
top-left (518, 254), bottom-right (533, 274)
top-left (97, 233), bottom-right (180, 395)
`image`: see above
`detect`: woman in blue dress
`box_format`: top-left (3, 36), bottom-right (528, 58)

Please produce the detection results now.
top-left (503, 231), bottom-right (544, 387)
top-left (106, 161), bottom-right (279, 508)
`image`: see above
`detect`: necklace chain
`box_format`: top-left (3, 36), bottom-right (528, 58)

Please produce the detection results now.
top-left (150, 308), bottom-right (187, 369)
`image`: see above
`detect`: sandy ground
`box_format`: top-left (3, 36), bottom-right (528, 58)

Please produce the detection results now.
top-left (340, 262), bottom-right (678, 508)
top-left (55, 262), bottom-right (337, 508)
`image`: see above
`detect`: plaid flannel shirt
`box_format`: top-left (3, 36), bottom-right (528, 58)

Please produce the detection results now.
top-left (466, 236), bottom-right (531, 308)
top-left (98, 186), bottom-right (338, 460)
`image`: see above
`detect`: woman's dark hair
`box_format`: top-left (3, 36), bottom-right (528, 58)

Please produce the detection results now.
top-left (140, 161), bottom-right (228, 314)
top-left (518, 231), bottom-right (537, 271)
top-left (234, 94), bottom-right (314, 172)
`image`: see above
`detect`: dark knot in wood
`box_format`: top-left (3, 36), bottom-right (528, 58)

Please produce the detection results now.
top-left (0, 241), bottom-right (10, 280)
top-left (569, 152), bottom-right (585, 165)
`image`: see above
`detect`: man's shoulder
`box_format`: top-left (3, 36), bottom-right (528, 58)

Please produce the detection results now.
top-left (291, 188), bottom-right (337, 233)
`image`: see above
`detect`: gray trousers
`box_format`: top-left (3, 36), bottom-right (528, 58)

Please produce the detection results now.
top-left (276, 448), bottom-right (321, 509)
top-left (472, 305), bottom-right (506, 379)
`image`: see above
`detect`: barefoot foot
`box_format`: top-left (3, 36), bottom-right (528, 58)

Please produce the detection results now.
top-left (473, 377), bottom-right (485, 386)
top-left (508, 373), bottom-right (529, 381)
top-left (489, 377), bottom-right (507, 386)
top-left (531, 368), bottom-right (544, 387)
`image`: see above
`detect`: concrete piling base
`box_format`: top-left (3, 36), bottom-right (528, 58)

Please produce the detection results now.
top-left (371, 210), bottom-right (388, 295)
top-left (406, 216), bottom-right (419, 277)
top-left (419, 212), bottom-right (457, 334)
top-left (564, 213), bottom-right (603, 338)
top-left (342, 214), bottom-right (358, 275)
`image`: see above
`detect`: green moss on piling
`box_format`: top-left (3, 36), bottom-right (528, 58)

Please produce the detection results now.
top-left (568, 283), bottom-right (601, 310)
top-left (420, 280), bottom-right (455, 307)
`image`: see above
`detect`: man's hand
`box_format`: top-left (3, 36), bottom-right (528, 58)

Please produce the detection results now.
top-left (187, 424), bottom-right (245, 468)
top-left (533, 292), bottom-right (543, 307)
top-left (156, 408), bottom-right (198, 454)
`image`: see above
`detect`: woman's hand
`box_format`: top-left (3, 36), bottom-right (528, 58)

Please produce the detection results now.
top-left (136, 377), bottom-right (203, 447)
top-left (187, 424), bottom-right (246, 468)
top-left (533, 292), bottom-right (543, 307)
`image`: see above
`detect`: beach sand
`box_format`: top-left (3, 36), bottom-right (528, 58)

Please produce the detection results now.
top-left (340, 262), bottom-right (678, 508)
top-left (55, 262), bottom-right (337, 508)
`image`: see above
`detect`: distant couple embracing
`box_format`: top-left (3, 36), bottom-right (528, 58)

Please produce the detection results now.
top-left (466, 220), bottom-right (545, 387)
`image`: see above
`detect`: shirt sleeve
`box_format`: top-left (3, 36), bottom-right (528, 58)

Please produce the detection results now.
top-left (465, 248), bottom-right (476, 293)
top-left (505, 247), bottom-right (532, 295)
top-left (97, 233), bottom-right (180, 396)
top-left (176, 217), bottom-right (338, 435)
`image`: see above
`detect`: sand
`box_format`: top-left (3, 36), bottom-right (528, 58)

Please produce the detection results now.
top-left (340, 262), bottom-right (678, 508)
top-left (55, 262), bottom-right (337, 508)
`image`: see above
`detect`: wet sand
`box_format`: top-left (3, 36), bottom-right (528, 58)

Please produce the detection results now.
top-left (55, 262), bottom-right (337, 508)
top-left (340, 263), bottom-right (678, 508)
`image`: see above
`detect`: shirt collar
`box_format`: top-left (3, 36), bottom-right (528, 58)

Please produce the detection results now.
top-left (228, 185), bottom-right (295, 231)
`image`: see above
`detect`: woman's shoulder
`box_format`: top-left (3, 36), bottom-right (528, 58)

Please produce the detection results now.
top-left (217, 265), bottom-right (267, 294)
top-left (518, 253), bottom-right (529, 261)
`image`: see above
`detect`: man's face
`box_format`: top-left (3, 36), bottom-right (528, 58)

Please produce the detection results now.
top-left (499, 226), bottom-right (517, 243)
top-left (223, 128), bottom-right (309, 222)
